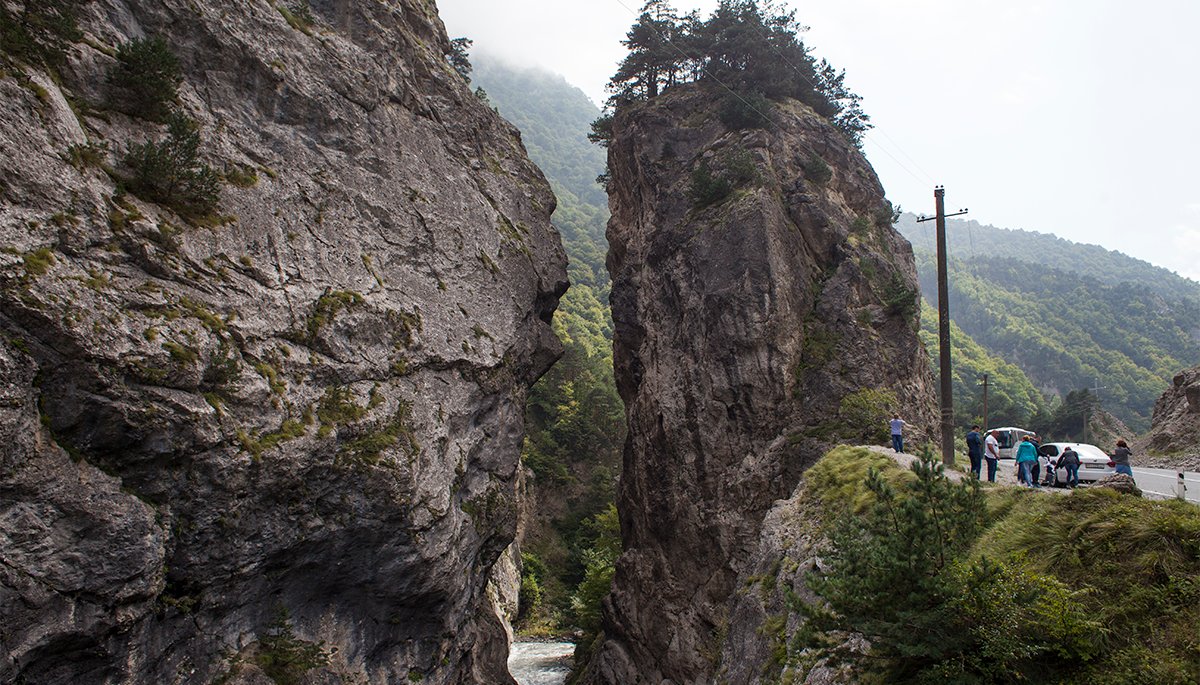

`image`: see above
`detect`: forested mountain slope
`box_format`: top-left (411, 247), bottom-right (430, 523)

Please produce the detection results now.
top-left (897, 213), bottom-right (1200, 304)
top-left (914, 250), bottom-right (1200, 432)
top-left (917, 299), bottom-right (1046, 429)
top-left (469, 55), bottom-right (622, 634)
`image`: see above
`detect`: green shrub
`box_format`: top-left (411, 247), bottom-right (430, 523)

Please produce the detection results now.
top-left (838, 387), bottom-right (898, 444)
top-left (720, 148), bottom-right (760, 187)
top-left (881, 273), bottom-right (919, 321)
top-left (794, 448), bottom-right (989, 681)
top-left (65, 141), bottom-right (109, 170)
top-left (108, 35), bottom-right (183, 121)
top-left (224, 167), bottom-right (258, 188)
top-left (802, 155), bottom-right (832, 185)
top-left (718, 90), bottom-right (771, 130)
top-left (795, 449), bottom-right (1200, 684)
top-left (689, 160), bottom-right (731, 209)
top-left (278, 2), bottom-right (316, 36)
top-left (255, 603), bottom-right (329, 685)
top-left (124, 111), bottom-right (221, 213)
top-left (0, 0), bottom-right (84, 69)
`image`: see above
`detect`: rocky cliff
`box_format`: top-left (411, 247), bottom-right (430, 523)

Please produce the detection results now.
top-left (0, 1), bottom-right (567, 683)
top-left (582, 85), bottom-right (936, 685)
top-left (1133, 365), bottom-right (1200, 471)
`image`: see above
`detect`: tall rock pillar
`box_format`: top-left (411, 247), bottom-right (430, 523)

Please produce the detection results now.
top-left (584, 86), bottom-right (936, 684)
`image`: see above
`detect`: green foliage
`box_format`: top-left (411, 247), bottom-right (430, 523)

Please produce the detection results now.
top-left (838, 387), bottom-right (897, 444)
top-left (802, 154), bottom-right (832, 185)
top-left (108, 35), bottom-right (183, 121)
top-left (255, 603), bottom-right (329, 685)
top-left (688, 159), bottom-right (731, 208)
top-left (917, 299), bottom-right (1046, 430)
top-left (278, 2), bottom-right (315, 35)
top-left (19, 248), bottom-right (55, 276)
top-left (796, 448), bottom-right (991, 681)
top-left (718, 89), bottom-right (770, 130)
top-left (587, 114), bottom-right (613, 149)
top-left (66, 141), bottom-right (109, 170)
top-left (473, 57), bottom-right (610, 207)
top-left (224, 167), bottom-right (258, 187)
top-left (300, 289), bottom-right (363, 343)
top-left (338, 400), bottom-right (419, 466)
top-left (975, 488), bottom-right (1200, 683)
top-left (447, 37), bottom-right (471, 82)
top-left (472, 57), bottom-right (625, 638)
top-left (796, 449), bottom-right (1200, 684)
top-left (315, 385), bottom-right (366, 438)
top-left (0, 0), bottom-right (84, 69)
top-left (124, 111), bottom-right (221, 213)
top-left (603, 0), bottom-right (871, 144)
top-left (896, 213), bottom-right (1200, 304)
top-left (912, 250), bottom-right (1199, 433)
top-left (569, 503), bottom-right (620, 634)
top-left (880, 273), bottom-right (919, 321)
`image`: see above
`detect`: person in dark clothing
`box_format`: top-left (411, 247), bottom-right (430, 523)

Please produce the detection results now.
top-left (1112, 439), bottom-right (1134, 478)
top-left (965, 425), bottom-right (983, 479)
top-left (1059, 445), bottom-right (1080, 487)
top-left (1030, 434), bottom-right (1043, 484)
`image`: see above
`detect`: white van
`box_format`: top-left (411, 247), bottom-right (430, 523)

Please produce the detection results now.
top-left (987, 426), bottom-right (1036, 460)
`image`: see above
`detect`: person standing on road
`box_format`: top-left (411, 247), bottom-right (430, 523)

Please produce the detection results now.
top-left (1030, 434), bottom-right (1044, 485)
top-left (889, 413), bottom-right (906, 453)
top-left (1016, 436), bottom-right (1039, 488)
top-left (984, 429), bottom-right (1000, 483)
top-left (1059, 445), bottom-right (1080, 488)
top-left (966, 425), bottom-right (983, 479)
top-left (1112, 439), bottom-right (1134, 478)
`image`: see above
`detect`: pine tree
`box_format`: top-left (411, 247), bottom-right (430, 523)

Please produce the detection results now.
top-left (108, 35), bottom-right (183, 121)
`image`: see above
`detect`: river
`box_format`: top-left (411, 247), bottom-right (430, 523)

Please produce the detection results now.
top-left (508, 641), bottom-right (576, 685)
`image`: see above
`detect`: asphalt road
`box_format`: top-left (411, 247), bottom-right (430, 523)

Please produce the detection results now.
top-left (1130, 467), bottom-right (1200, 503)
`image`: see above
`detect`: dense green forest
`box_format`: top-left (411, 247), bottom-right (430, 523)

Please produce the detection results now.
top-left (897, 213), bottom-right (1200, 304)
top-left (918, 299), bottom-right (1046, 430)
top-left (914, 250), bottom-right (1200, 433)
top-left (470, 56), bottom-right (621, 634)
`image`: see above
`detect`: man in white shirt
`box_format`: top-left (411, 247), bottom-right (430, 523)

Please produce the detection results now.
top-left (983, 430), bottom-right (1001, 483)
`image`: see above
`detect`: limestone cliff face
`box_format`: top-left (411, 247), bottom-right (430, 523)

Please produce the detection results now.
top-left (0, 1), bottom-right (567, 683)
top-left (583, 85), bottom-right (936, 685)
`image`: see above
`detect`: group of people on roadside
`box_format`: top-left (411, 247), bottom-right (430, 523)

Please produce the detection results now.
top-left (889, 415), bottom-right (1135, 488)
top-left (962, 425), bottom-right (1135, 487)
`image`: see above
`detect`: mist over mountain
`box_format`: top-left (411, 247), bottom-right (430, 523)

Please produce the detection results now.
top-left (897, 213), bottom-right (1200, 303)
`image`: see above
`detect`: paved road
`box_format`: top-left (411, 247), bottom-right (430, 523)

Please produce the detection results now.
top-left (1131, 467), bottom-right (1200, 503)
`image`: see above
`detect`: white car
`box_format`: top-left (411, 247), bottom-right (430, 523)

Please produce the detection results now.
top-left (1038, 443), bottom-right (1116, 486)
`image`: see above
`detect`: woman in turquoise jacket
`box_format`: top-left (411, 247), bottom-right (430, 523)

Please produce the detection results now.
top-left (1015, 436), bottom-right (1040, 488)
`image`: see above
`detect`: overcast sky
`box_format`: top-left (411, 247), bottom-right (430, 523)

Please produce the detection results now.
top-left (438, 0), bottom-right (1200, 282)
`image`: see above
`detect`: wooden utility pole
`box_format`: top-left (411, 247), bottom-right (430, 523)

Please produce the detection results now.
top-left (917, 187), bottom-right (967, 466)
top-left (979, 373), bottom-right (989, 431)
top-left (1085, 378), bottom-right (1106, 443)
